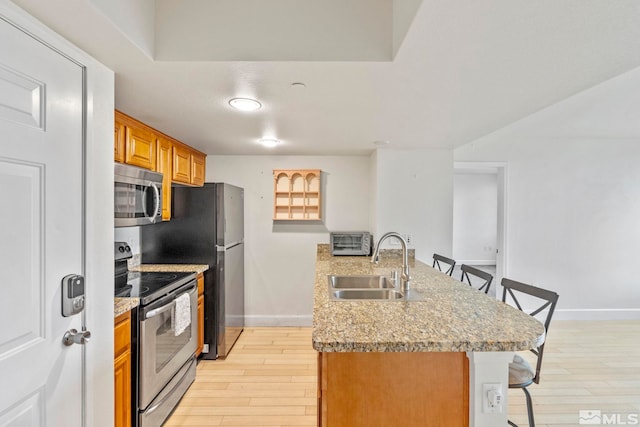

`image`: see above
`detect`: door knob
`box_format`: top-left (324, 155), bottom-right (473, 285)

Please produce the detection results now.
top-left (62, 329), bottom-right (91, 346)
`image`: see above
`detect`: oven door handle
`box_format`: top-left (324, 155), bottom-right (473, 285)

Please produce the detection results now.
top-left (145, 300), bottom-right (175, 319)
top-left (144, 283), bottom-right (197, 319)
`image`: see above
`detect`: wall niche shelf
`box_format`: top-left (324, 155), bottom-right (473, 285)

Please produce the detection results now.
top-left (273, 169), bottom-right (322, 221)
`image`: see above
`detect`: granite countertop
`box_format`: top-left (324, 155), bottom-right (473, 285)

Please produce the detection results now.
top-left (114, 297), bottom-right (139, 318)
top-left (128, 264), bottom-right (209, 274)
top-left (312, 244), bottom-right (545, 353)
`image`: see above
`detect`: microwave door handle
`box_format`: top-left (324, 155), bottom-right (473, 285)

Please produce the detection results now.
top-left (142, 183), bottom-right (160, 222)
top-left (152, 183), bottom-right (160, 220)
top-left (145, 300), bottom-right (175, 319)
top-left (141, 184), bottom-right (150, 219)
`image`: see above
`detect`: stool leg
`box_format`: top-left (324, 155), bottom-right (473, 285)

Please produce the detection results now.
top-left (522, 387), bottom-right (535, 427)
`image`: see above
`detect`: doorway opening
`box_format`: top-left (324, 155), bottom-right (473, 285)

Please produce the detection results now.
top-left (453, 162), bottom-right (507, 299)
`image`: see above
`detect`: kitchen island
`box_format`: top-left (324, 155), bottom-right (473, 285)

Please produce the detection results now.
top-left (312, 244), bottom-right (545, 427)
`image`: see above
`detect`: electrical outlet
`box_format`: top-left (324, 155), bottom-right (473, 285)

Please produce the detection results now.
top-left (482, 383), bottom-right (503, 413)
top-left (405, 234), bottom-right (412, 245)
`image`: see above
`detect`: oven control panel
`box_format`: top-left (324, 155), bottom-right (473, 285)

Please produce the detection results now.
top-left (62, 274), bottom-right (85, 317)
top-left (115, 241), bottom-right (133, 261)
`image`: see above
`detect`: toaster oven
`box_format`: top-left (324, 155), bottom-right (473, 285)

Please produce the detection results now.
top-left (330, 232), bottom-right (373, 256)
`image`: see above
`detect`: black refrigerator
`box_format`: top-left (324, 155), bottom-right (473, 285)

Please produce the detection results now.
top-left (141, 183), bottom-right (244, 359)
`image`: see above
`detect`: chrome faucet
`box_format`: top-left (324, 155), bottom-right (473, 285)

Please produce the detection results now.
top-left (371, 232), bottom-right (411, 292)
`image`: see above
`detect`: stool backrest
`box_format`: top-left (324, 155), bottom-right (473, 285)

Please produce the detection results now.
top-left (501, 278), bottom-right (559, 384)
top-left (432, 253), bottom-right (456, 276)
top-left (460, 264), bottom-right (493, 294)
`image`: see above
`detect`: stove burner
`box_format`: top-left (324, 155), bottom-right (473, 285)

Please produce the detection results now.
top-left (150, 274), bottom-right (178, 281)
top-left (114, 269), bottom-right (195, 304)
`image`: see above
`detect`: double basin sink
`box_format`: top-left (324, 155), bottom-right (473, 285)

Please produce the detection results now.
top-left (328, 275), bottom-right (404, 301)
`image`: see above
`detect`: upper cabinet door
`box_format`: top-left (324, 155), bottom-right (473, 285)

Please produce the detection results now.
top-left (172, 144), bottom-right (191, 184)
top-left (125, 126), bottom-right (156, 170)
top-left (114, 120), bottom-right (125, 163)
top-left (156, 137), bottom-right (173, 220)
top-left (191, 153), bottom-right (205, 186)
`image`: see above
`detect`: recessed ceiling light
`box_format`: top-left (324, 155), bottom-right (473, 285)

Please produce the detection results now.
top-left (373, 140), bottom-right (390, 146)
top-left (229, 98), bottom-right (262, 112)
top-left (291, 82), bottom-right (306, 89)
top-left (259, 138), bottom-right (281, 148)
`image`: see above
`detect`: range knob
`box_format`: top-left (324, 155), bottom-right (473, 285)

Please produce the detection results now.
top-left (118, 246), bottom-right (125, 253)
top-left (125, 245), bottom-right (131, 252)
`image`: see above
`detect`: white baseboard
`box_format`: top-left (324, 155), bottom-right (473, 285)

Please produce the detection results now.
top-left (554, 309), bottom-right (640, 321)
top-left (244, 315), bottom-right (313, 327)
top-left (456, 260), bottom-right (496, 266)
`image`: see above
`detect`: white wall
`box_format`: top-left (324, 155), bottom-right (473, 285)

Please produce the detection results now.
top-left (453, 173), bottom-right (497, 264)
top-left (372, 149), bottom-right (453, 263)
top-left (369, 150), bottom-right (378, 232)
top-left (455, 68), bottom-right (640, 319)
top-left (206, 155), bottom-right (371, 326)
top-left (84, 63), bottom-right (116, 427)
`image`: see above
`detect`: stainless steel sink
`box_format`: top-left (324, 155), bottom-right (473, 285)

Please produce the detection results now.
top-left (331, 289), bottom-right (404, 300)
top-left (327, 275), bottom-right (404, 300)
top-left (328, 275), bottom-right (394, 289)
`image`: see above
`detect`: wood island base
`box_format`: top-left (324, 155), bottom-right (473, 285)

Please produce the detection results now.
top-left (317, 351), bottom-right (469, 427)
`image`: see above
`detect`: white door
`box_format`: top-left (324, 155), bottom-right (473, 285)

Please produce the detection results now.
top-left (0, 17), bottom-right (84, 426)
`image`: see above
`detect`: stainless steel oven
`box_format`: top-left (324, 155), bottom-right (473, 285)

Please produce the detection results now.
top-left (114, 242), bottom-right (198, 427)
top-left (138, 280), bottom-right (198, 426)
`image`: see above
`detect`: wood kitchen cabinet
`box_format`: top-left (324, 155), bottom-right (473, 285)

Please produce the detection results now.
top-left (114, 119), bottom-right (125, 163)
top-left (317, 352), bottom-right (468, 427)
top-left (196, 273), bottom-right (205, 357)
top-left (114, 310), bottom-right (132, 427)
top-left (273, 169), bottom-right (322, 220)
top-left (114, 111), bottom-right (206, 184)
top-left (156, 137), bottom-right (173, 221)
top-left (191, 152), bottom-right (206, 186)
top-left (115, 110), bottom-right (156, 170)
top-left (172, 143), bottom-right (192, 184)
top-left (172, 143), bottom-right (206, 186)
top-left (114, 110), bottom-right (207, 221)
top-left (125, 124), bottom-right (156, 170)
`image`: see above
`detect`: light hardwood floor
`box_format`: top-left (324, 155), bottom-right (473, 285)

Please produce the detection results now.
top-left (166, 321), bottom-right (640, 427)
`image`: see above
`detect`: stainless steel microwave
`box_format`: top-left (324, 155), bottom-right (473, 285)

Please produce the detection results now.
top-left (114, 163), bottom-right (163, 227)
top-left (330, 232), bottom-right (373, 256)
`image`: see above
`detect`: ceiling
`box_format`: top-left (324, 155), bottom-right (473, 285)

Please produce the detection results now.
top-left (12, 0), bottom-right (640, 156)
